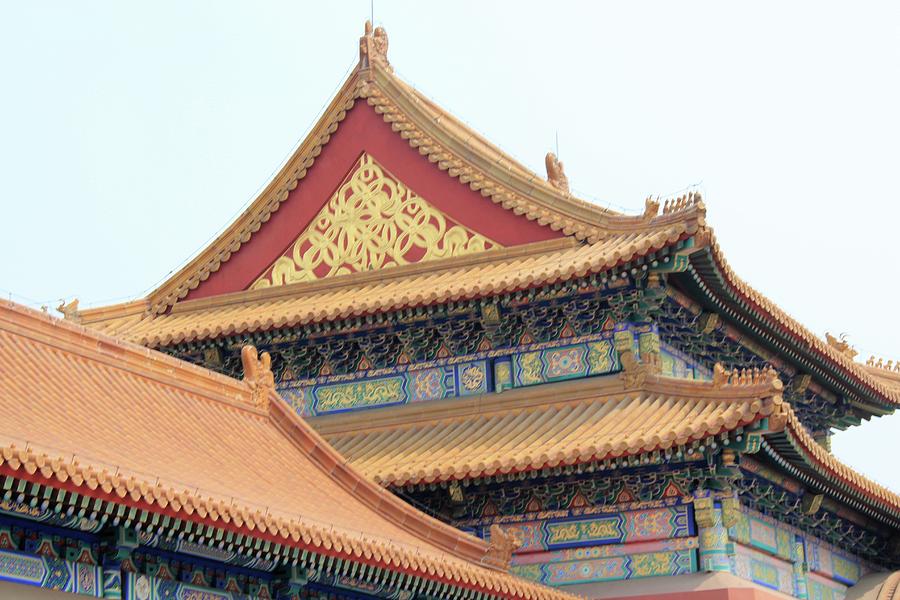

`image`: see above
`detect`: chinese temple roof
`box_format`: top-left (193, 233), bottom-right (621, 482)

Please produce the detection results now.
top-left (0, 299), bottom-right (579, 600)
top-left (314, 370), bottom-right (900, 526)
top-left (74, 22), bottom-right (897, 421)
top-left (314, 372), bottom-right (787, 487)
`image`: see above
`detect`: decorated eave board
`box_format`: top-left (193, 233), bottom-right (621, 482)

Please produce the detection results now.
top-left (0, 299), bottom-right (578, 600)
top-left (73, 21), bottom-right (897, 433)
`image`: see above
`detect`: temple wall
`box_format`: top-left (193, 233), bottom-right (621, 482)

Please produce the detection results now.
top-left (458, 498), bottom-right (701, 588)
top-left (723, 506), bottom-right (870, 599)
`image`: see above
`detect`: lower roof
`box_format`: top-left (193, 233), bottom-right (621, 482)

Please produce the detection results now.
top-left (0, 300), bottom-right (576, 600)
top-left (313, 369), bottom-right (900, 525)
top-left (313, 372), bottom-right (787, 486)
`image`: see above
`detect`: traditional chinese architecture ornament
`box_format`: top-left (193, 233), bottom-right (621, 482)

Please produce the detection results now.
top-left (826, 332), bottom-right (858, 360)
top-left (484, 524), bottom-right (522, 570)
top-left (643, 196), bottom-right (660, 220)
top-left (544, 152), bottom-right (569, 193)
top-left (868, 356), bottom-right (900, 372)
top-left (241, 345), bottom-right (275, 409)
top-left (359, 20), bottom-right (391, 71)
top-left (55, 298), bottom-right (80, 322)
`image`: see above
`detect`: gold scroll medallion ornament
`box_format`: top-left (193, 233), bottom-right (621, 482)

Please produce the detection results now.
top-left (251, 153), bottom-right (499, 289)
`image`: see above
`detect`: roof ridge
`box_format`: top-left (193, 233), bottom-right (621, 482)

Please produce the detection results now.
top-left (867, 355), bottom-right (900, 374)
top-left (878, 571), bottom-right (900, 600)
top-left (0, 300), bottom-right (258, 414)
top-left (266, 393), bottom-right (496, 567)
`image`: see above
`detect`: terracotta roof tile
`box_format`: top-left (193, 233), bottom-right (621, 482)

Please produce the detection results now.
top-left (313, 373), bottom-right (787, 487)
top-left (0, 300), bottom-right (578, 600)
top-left (81, 225), bottom-right (695, 347)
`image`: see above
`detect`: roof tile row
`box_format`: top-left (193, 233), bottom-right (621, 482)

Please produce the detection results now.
top-left (0, 300), bottom-right (578, 600)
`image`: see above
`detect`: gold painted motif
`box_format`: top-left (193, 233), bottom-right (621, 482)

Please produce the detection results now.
top-left (545, 517), bottom-right (620, 545)
top-left (314, 378), bottom-right (404, 413)
top-left (252, 153), bottom-right (499, 288)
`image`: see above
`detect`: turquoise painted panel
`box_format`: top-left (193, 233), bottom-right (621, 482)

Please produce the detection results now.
top-left (511, 548), bottom-right (695, 587)
top-left (728, 509), bottom-right (793, 561)
top-left (732, 544), bottom-right (793, 596)
top-left (808, 573), bottom-right (848, 600)
top-left (124, 572), bottom-right (244, 600)
top-left (280, 359), bottom-right (488, 416)
top-left (807, 540), bottom-right (863, 585)
top-left (497, 505), bottom-right (692, 553)
top-left (512, 338), bottom-right (618, 387)
top-left (659, 343), bottom-right (711, 380)
top-left (0, 548), bottom-right (101, 596)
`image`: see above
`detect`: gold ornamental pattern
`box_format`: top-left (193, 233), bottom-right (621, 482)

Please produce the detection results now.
top-left (251, 153), bottom-right (499, 289)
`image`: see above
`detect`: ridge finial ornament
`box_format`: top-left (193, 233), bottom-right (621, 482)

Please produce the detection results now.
top-left (545, 152), bottom-right (569, 193)
top-left (484, 524), bottom-right (521, 570)
top-left (643, 196), bottom-right (660, 220)
top-left (56, 298), bottom-right (80, 323)
top-left (241, 345), bottom-right (275, 410)
top-left (359, 20), bottom-right (391, 72)
top-left (825, 332), bottom-right (858, 360)
top-left (867, 355), bottom-right (900, 372)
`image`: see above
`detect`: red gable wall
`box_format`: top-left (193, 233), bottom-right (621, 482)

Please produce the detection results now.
top-left (184, 100), bottom-right (563, 301)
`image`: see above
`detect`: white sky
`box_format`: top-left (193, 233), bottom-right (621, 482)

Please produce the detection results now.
top-left (1, 2), bottom-right (898, 489)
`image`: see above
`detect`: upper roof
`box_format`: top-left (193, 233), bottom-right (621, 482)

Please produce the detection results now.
top-left (76, 21), bottom-right (706, 321)
top-left (73, 22), bottom-right (897, 421)
top-left (0, 298), bottom-right (578, 600)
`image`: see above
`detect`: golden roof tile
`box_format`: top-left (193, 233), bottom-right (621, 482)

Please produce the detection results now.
top-left (314, 371), bottom-right (787, 487)
top-left (80, 227), bottom-right (693, 347)
top-left (0, 299), bottom-right (579, 600)
top-left (314, 365), bottom-right (900, 518)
